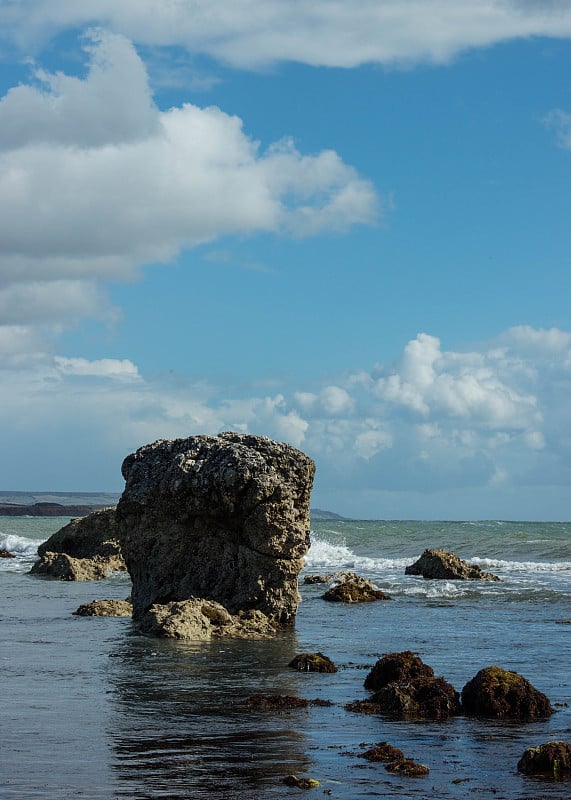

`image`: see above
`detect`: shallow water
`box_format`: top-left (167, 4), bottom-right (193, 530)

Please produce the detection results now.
top-left (1, 517), bottom-right (570, 799)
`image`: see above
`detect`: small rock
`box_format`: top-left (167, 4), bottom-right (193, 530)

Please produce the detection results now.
top-left (288, 652), bottom-right (338, 673)
top-left (372, 676), bottom-right (461, 720)
top-left (361, 742), bottom-right (405, 763)
top-left (517, 741), bottom-right (571, 776)
top-left (73, 599), bottom-right (133, 617)
top-left (461, 666), bottom-right (553, 719)
top-left (385, 759), bottom-right (429, 777)
top-left (323, 581), bottom-right (391, 603)
top-left (364, 651), bottom-right (434, 691)
top-left (30, 552), bottom-right (112, 581)
top-left (0, 548), bottom-right (16, 558)
top-left (405, 548), bottom-right (500, 581)
top-left (244, 694), bottom-right (310, 710)
top-left (282, 775), bottom-right (320, 789)
top-left (139, 599), bottom-right (278, 640)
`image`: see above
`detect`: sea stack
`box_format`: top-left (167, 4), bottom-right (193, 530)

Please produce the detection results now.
top-left (116, 433), bottom-right (315, 634)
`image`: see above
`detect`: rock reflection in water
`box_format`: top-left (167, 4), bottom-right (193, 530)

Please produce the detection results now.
top-left (107, 632), bottom-right (313, 799)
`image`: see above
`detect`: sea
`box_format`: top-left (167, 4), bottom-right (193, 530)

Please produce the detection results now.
top-left (1, 516), bottom-right (570, 800)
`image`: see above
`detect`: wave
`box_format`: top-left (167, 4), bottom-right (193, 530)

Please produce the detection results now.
top-left (0, 533), bottom-right (39, 560)
top-left (304, 536), bottom-right (411, 572)
top-left (471, 557), bottom-right (571, 573)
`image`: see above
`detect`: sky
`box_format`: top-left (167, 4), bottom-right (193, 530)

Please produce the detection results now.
top-left (0, 1), bottom-right (570, 520)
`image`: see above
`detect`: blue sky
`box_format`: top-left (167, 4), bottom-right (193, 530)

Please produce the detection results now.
top-left (1, 1), bottom-right (570, 519)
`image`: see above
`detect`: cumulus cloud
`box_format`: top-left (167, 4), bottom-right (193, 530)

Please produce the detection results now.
top-left (0, 326), bottom-right (570, 503)
top-left (2, 1), bottom-right (571, 69)
top-left (0, 29), bottom-right (377, 334)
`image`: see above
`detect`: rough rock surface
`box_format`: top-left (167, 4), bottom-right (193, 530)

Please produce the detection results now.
top-left (73, 599), bottom-right (133, 617)
top-left (116, 433), bottom-right (315, 627)
top-left (139, 598), bottom-right (279, 640)
top-left (372, 676), bottom-right (461, 720)
top-left (31, 508), bottom-right (124, 580)
top-left (30, 551), bottom-right (116, 581)
top-left (364, 651), bottom-right (434, 691)
top-left (461, 666), bottom-right (553, 719)
top-left (288, 652), bottom-right (338, 673)
top-left (322, 580), bottom-right (391, 603)
top-left (405, 548), bottom-right (500, 581)
top-left (517, 741), bottom-right (571, 776)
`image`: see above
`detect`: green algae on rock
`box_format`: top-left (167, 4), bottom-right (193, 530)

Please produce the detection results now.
top-left (461, 666), bottom-right (553, 719)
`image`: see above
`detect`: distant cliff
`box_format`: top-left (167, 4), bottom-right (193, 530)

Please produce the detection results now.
top-left (0, 502), bottom-right (112, 517)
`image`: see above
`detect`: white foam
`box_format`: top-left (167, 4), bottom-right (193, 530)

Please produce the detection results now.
top-left (0, 533), bottom-right (39, 559)
top-left (471, 557), bottom-right (571, 573)
top-left (304, 535), bottom-right (412, 572)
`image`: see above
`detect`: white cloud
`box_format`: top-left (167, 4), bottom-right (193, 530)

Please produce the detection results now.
top-left (3, 1), bottom-right (571, 69)
top-left (0, 326), bottom-right (569, 506)
top-left (0, 30), bottom-right (377, 333)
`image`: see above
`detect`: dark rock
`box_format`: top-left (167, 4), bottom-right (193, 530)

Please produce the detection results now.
top-left (243, 694), bottom-right (332, 711)
top-left (288, 652), bottom-right (338, 673)
top-left (117, 433), bottom-right (314, 632)
top-left (461, 666), bottom-right (554, 719)
top-left (345, 700), bottom-right (384, 715)
top-left (73, 599), bottom-right (133, 617)
top-left (364, 651), bottom-right (434, 691)
top-left (0, 548), bottom-right (16, 558)
top-left (372, 676), bottom-right (461, 720)
top-left (405, 548), bottom-right (500, 581)
top-left (322, 580), bottom-right (391, 603)
top-left (517, 741), bottom-right (571, 776)
top-left (361, 742), bottom-right (405, 763)
top-left (385, 758), bottom-right (429, 777)
top-left (282, 775), bottom-right (320, 789)
top-left (30, 508), bottom-right (124, 580)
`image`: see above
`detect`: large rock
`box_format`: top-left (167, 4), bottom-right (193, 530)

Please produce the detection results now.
top-left (405, 548), bottom-right (500, 581)
top-left (461, 666), bottom-right (553, 719)
top-left (116, 433), bottom-right (315, 628)
top-left (30, 507), bottom-right (125, 580)
top-left (517, 741), bottom-right (571, 776)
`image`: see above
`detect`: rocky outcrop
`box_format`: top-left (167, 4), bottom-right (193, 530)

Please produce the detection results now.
top-left (405, 548), bottom-right (500, 581)
top-left (30, 508), bottom-right (124, 580)
top-left (517, 741), bottom-right (571, 776)
top-left (461, 666), bottom-right (553, 719)
top-left (73, 599), bottom-right (133, 617)
top-left (117, 433), bottom-right (315, 632)
top-left (288, 652), bottom-right (338, 673)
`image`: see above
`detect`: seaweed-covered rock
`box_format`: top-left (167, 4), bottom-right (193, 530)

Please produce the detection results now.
top-left (360, 742), bottom-right (405, 763)
top-left (244, 694), bottom-right (310, 710)
top-left (73, 599), bottom-right (133, 617)
top-left (517, 741), bottom-right (571, 776)
top-left (372, 676), bottom-right (461, 720)
top-left (364, 651), bottom-right (434, 691)
top-left (461, 666), bottom-right (553, 719)
top-left (117, 433), bottom-right (314, 629)
top-left (385, 759), bottom-right (429, 777)
top-left (30, 508), bottom-right (124, 580)
top-left (288, 652), bottom-right (338, 673)
top-left (139, 598), bottom-right (278, 640)
top-left (405, 548), bottom-right (500, 581)
top-left (282, 775), bottom-right (320, 789)
top-left (323, 580), bottom-right (391, 603)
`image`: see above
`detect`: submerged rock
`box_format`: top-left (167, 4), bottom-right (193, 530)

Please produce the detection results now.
top-left (288, 652), bottom-right (338, 673)
top-left (282, 775), bottom-right (320, 789)
top-left (322, 579), bottom-right (391, 603)
top-left (461, 666), bottom-right (553, 719)
top-left (385, 758), bottom-right (429, 777)
top-left (73, 599), bottom-right (133, 617)
top-left (517, 741), bottom-right (571, 776)
top-left (117, 433), bottom-right (314, 631)
top-left (405, 548), bottom-right (500, 581)
top-left (360, 742), bottom-right (405, 763)
top-left (30, 508), bottom-right (124, 580)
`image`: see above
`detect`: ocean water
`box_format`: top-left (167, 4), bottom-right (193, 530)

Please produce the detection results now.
top-left (1, 516), bottom-right (570, 799)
